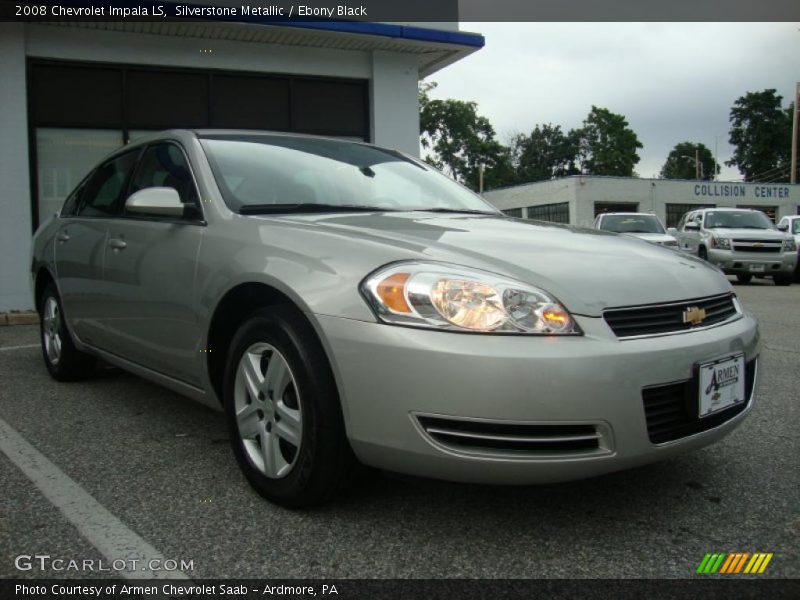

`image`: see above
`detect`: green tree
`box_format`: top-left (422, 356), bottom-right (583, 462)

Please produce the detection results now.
top-left (419, 82), bottom-right (513, 191)
top-left (510, 124), bottom-right (581, 183)
top-left (575, 106), bottom-right (643, 176)
top-left (726, 89), bottom-right (793, 182)
top-left (660, 142), bottom-right (719, 180)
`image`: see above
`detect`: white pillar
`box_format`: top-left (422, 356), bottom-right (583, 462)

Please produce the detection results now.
top-left (370, 51), bottom-right (420, 156)
top-left (0, 24), bottom-right (33, 311)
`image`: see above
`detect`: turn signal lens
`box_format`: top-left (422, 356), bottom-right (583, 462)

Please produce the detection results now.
top-left (376, 273), bottom-right (412, 313)
top-left (541, 305), bottom-right (573, 333)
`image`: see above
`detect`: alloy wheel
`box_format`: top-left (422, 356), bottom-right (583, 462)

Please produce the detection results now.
top-left (42, 296), bottom-right (62, 366)
top-left (233, 343), bottom-right (303, 479)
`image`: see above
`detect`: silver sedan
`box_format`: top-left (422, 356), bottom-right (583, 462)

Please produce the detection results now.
top-left (31, 130), bottom-right (760, 507)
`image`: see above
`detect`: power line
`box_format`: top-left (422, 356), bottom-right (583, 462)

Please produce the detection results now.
top-left (746, 164), bottom-right (790, 181)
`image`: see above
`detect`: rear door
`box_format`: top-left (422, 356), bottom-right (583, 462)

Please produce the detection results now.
top-left (100, 142), bottom-right (206, 386)
top-left (54, 150), bottom-right (139, 347)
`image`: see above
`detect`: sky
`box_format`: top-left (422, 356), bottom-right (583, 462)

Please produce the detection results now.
top-left (426, 23), bottom-right (800, 181)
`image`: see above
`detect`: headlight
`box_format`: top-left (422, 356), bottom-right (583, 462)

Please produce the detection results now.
top-left (661, 240), bottom-right (678, 247)
top-left (361, 262), bottom-right (580, 335)
top-left (711, 236), bottom-right (731, 250)
top-left (783, 238), bottom-right (797, 252)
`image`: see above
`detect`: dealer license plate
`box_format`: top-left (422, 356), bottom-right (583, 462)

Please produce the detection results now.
top-left (698, 354), bottom-right (745, 418)
top-left (749, 264), bottom-right (765, 273)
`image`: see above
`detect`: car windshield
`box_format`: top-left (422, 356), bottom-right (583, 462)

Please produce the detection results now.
top-left (599, 214), bottom-right (665, 234)
top-left (704, 210), bottom-right (774, 229)
top-left (200, 135), bottom-right (500, 215)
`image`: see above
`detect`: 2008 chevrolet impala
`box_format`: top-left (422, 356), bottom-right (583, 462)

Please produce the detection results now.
top-left (31, 131), bottom-right (760, 507)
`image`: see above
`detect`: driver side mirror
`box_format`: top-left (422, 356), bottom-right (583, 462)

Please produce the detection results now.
top-left (684, 222), bottom-right (700, 231)
top-left (777, 223), bottom-right (788, 232)
top-left (126, 187), bottom-right (184, 217)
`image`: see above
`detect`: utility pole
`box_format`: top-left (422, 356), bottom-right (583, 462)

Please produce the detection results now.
top-left (695, 147), bottom-right (700, 180)
top-left (791, 81), bottom-right (799, 184)
top-left (478, 163), bottom-right (485, 193)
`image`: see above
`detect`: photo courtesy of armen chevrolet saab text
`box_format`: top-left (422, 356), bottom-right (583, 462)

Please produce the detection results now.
top-left (31, 130), bottom-right (761, 507)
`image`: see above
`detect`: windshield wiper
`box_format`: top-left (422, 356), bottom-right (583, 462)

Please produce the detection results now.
top-left (413, 208), bottom-right (499, 216)
top-left (238, 203), bottom-right (396, 215)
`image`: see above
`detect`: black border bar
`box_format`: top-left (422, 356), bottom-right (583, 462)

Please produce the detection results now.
top-left (2, 0), bottom-right (799, 22)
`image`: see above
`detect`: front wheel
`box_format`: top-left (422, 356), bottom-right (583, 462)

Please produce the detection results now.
top-left (39, 284), bottom-right (95, 381)
top-left (774, 274), bottom-right (792, 286)
top-left (223, 307), bottom-right (357, 508)
top-left (736, 274), bottom-right (752, 284)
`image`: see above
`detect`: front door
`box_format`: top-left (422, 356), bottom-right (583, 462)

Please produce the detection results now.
top-left (100, 142), bottom-right (205, 386)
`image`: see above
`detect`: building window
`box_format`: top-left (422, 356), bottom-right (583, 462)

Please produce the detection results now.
top-left (503, 208), bottom-right (523, 218)
top-left (665, 203), bottom-right (716, 228)
top-left (35, 128), bottom-right (123, 221)
top-left (737, 204), bottom-right (777, 223)
top-left (593, 202), bottom-right (639, 217)
top-left (527, 202), bottom-right (569, 224)
top-left (28, 60), bottom-right (370, 229)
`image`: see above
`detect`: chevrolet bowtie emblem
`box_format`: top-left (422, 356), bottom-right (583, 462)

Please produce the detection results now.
top-left (683, 306), bottom-right (707, 325)
top-left (753, 242), bottom-right (764, 248)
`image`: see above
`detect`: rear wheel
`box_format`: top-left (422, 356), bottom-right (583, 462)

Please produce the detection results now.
top-left (39, 284), bottom-right (95, 381)
top-left (736, 274), bottom-right (752, 284)
top-left (774, 274), bottom-right (792, 286)
top-left (223, 306), bottom-right (356, 508)
top-left (698, 246), bottom-right (708, 261)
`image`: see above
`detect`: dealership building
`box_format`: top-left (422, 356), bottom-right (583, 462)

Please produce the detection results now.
top-left (0, 19), bottom-right (483, 312)
top-left (484, 176), bottom-right (800, 229)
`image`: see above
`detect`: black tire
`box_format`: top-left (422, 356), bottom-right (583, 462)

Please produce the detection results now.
top-left (774, 274), bottom-right (792, 286)
top-left (736, 274), bottom-right (752, 284)
top-left (38, 283), bottom-right (95, 381)
top-left (222, 306), bottom-right (357, 508)
top-left (698, 246), bottom-right (708, 261)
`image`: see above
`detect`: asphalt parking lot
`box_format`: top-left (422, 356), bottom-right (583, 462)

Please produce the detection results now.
top-left (1, 279), bottom-right (798, 580)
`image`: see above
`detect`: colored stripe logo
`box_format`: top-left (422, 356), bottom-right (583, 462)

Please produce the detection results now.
top-left (696, 552), bottom-right (773, 574)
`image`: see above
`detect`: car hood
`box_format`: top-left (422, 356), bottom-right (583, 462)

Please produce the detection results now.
top-left (707, 227), bottom-right (785, 239)
top-left (621, 232), bottom-right (677, 244)
top-left (263, 212), bottom-right (733, 316)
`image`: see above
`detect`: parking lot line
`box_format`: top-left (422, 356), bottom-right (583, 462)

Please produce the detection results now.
top-left (0, 344), bottom-right (39, 352)
top-left (0, 417), bottom-right (189, 580)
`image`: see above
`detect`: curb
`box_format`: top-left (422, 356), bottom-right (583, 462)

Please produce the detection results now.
top-left (1, 312), bottom-right (40, 326)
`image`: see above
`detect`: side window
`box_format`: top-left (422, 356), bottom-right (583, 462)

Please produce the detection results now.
top-left (76, 151), bottom-right (139, 217)
top-left (679, 212), bottom-right (693, 230)
top-left (128, 143), bottom-right (199, 212)
top-left (60, 182), bottom-right (85, 217)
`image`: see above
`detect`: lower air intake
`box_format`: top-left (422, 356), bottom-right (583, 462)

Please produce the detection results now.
top-left (415, 415), bottom-right (609, 457)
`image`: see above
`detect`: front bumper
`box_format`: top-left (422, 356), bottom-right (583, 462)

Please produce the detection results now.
top-left (316, 311), bottom-right (761, 484)
top-left (707, 248), bottom-right (796, 276)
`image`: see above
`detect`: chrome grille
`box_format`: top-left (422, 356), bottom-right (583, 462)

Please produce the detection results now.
top-left (603, 294), bottom-right (739, 339)
top-left (416, 415), bottom-right (608, 457)
top-left (731, 239), bottom-right (782, 253)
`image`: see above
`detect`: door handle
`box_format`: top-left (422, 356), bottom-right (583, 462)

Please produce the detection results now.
top-left (56, 232), bottom-right (70, 243)
top-left (108, 238), bottom-right (127, 250)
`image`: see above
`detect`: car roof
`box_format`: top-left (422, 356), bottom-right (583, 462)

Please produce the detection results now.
top-left (97, 128), bottom-right (380, 167)
top-left (696, 207), bottom-right (760, 212)
top-left (599, 212), bottom-right (658, 217)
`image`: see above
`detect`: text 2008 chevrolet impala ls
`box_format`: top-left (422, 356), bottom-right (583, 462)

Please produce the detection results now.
top-left (31, 131), bottom-right (760, 507)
